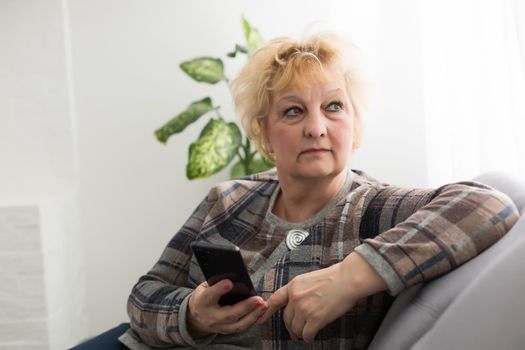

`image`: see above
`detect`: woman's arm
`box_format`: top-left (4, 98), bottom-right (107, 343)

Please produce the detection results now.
top-left (355, 181), bottom-right (520, 295)
top-left (126, 198), bottom-right (214, 347)
top-left (127, 195), bottom-right (268, 347)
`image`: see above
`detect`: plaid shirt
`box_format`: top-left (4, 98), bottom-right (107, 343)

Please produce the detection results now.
top-left (120, 169), bottom-right (519, 349)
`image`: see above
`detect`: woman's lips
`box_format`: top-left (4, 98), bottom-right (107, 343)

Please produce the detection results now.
top-left (301, 148), bottom-right (331, 155)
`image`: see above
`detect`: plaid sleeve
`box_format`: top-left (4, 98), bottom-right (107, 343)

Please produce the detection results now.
top-left (126, 197), bottom-right (217, 347)
top-left (355, 181), bottom-right (520, 295)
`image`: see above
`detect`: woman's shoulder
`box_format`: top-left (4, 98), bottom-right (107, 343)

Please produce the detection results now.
top-left (206, 170), bottom-right (279, 205)
top-left (350, 169), bottom-right (391, 188)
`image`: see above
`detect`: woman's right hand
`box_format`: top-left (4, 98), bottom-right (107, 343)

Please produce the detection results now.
top-left (187, 279), bottom-right (268, 338)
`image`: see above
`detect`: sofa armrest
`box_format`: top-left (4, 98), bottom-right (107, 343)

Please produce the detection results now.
top-left (368, 172), bottom-right (524, 350)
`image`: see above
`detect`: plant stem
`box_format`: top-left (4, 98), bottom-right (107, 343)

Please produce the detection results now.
top-left (213, 107), bottom-right (222, 119)
top-left (240, 136), bottom-right (253, 175)
top-left (225, 76), bottom-right (256, 176)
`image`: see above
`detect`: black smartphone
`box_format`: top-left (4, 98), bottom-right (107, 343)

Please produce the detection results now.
top-left (190, 241), bottom-right (257, 306)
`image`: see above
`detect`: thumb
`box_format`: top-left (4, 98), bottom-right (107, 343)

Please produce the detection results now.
top-left (256, 285), bottom-right (289, 324)
top-left (204, 279), bottom-right (233, 305)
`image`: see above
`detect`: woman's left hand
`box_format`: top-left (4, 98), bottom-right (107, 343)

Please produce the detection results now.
top-left (256, 252), bottom-right (388, 343)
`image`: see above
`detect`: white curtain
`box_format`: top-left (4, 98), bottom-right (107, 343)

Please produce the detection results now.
top-left (420, 0), bottom-right (525, 186)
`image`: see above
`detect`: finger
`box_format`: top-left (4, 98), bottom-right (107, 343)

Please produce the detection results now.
top-left (288, 311), bottom-right (306, 341)
top-left (217, 296), bottom-right (266, 324)
top-left (187, 282), bottom-right (221, 335)
top-left (190, 282), bottom-right (211, 310)
top-left (302, 319), bottom-right (325, 344)
top-left (256, 285), bottom-right (289, 325)
top-left (217, 304), bottom-right (268, 334)
top-left (194, 281), bottom-right (209, 293)
top-left (203, 279), bottom-right (233, 306)
top-left (282, 304), bottom-right (296, 339)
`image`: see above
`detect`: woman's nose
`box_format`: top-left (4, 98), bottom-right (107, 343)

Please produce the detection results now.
top-left (303, 111), bottom-right (327, 138)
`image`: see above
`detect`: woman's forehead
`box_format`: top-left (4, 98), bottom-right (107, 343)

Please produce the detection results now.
top-left (272, 63), bottom-right (346, 93)
top-left (272, 76), bottom-right (348, 101)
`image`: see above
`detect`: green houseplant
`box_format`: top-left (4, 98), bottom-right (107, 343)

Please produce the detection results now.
top-left (154, 17), bottom-right (274, 180)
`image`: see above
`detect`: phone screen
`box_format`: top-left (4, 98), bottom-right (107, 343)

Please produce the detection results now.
top-left (191, 241), bottom-right (257, 306)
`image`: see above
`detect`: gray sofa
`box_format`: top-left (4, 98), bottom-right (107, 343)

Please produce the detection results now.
top-left (369, 172), bottom-right (525, 350)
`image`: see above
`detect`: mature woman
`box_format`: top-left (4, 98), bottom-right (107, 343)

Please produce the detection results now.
top-left (117, 33), bottom-right (518, 349)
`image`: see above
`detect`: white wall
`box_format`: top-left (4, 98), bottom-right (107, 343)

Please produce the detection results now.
top-left (351, 0), bottom-right (428, 188)
top-left (2, 0), bottom-right (429, 346)
top-left (0, 0), bottom-right (87, 348)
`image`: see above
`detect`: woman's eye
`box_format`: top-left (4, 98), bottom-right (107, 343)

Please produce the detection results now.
top-left (326, 101), bottom-right (343, 112)
top-left (283, 107), bottom-right (302, 117)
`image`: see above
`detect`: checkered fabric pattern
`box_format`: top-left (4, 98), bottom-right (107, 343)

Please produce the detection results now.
top-left (120, 169), bottom-right (518, 350)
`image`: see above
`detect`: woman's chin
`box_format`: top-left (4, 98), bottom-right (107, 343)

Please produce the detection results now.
top-left (290, 165), bottom-right (343, 180)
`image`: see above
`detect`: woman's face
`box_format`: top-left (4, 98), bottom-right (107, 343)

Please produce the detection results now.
top-left (264, 68), bottom-right (355, 181)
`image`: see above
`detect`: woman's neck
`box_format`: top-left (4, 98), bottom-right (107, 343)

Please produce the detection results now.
top-left (273, 169), bottom-right (348, 223)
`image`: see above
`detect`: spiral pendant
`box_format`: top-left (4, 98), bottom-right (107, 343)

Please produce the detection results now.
top-left (285, 229), bottom-right (310, 250)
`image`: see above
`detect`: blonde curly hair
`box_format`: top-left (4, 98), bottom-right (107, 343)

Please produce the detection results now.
top-left (231, 33), bottom-right (367, 162)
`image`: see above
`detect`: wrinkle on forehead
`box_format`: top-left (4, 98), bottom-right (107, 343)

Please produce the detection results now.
top-left (271, 69), bottom-right (349, 105)
top-left (278, 88), bottom-right (345, 101)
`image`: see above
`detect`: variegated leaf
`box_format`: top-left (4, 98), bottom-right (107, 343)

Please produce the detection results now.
top-left (186, 119), bottom-right (242, 179)
top-left (180, 57), bottom-right (225, 84)
top-left (155, 97), bottom-right (213, 143)
top-left (242, 17), bottom-right (263, 55)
